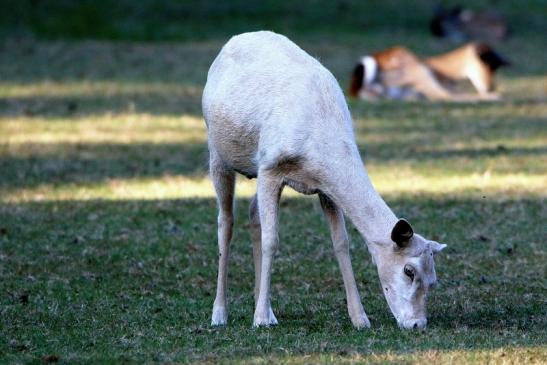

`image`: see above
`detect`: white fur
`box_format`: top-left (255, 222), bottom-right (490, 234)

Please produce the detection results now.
top-left (202, 31), bottom-right (446, 330)
top-left (361, 56), bottom-right (378, 86)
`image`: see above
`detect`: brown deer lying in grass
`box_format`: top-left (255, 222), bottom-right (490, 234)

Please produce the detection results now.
top-left (349, 43), bottom-right (509, 101)
top-left (203, 31), bottom-right (446, 330)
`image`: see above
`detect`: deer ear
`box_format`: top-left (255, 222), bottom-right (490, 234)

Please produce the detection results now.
top-left (391, 218), bottom-right (414, 247)
top-left (430, 241), bottom-right (447, 253)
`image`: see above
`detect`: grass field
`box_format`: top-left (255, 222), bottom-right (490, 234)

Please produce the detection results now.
top-left (1, 1), bottom-right (547, 364)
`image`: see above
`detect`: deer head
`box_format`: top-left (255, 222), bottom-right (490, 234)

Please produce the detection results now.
top-left (368, 219), bottom-right (447, 329)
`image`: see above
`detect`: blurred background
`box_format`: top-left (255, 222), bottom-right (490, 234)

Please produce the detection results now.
top-left (1, 0), bottom-right (545, 42)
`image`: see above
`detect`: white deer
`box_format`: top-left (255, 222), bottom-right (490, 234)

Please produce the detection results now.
top-left (202, 31), bottom-right (446, 330)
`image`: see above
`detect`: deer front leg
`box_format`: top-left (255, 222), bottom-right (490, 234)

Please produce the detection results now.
top-left (319, 194), bottom-right (371, 329)
top-left (210, 157), bottom-right (235, 326)
top-left (249, 194), bottom-right (277, 323)
top-left (253, 170), bottom-right (283, 327)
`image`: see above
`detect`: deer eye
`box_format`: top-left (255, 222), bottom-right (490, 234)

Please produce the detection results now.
top-left (404, 264), bottom-right (415, 281)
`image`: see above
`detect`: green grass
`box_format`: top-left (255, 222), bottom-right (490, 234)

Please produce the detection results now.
top-left (1, 2), bottom-right (547, 363)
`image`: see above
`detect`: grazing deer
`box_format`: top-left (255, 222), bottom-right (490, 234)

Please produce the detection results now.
top-left (349, 43), bottom-right (509, 101)
top-left (202, 31), bottom-right (446, 330)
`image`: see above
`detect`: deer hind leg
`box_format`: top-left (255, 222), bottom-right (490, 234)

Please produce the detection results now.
top-left (412, 66), bottom-right (454, 100)
top-left (249, 194), bottom-right (277, 323)
top-left (319, 193), bottom-right (371, 329)
top-left (210, 154), bottom-right (235, 326)
top-left (467, 62), bottom-right (497, 98)
top-left (253, 168), bottom-right (283, 326)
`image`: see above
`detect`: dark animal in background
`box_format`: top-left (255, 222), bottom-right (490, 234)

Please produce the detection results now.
top-left (430, 6), bottom-right (509, 42)
top-left (349, 42), bottom-right (509, 101)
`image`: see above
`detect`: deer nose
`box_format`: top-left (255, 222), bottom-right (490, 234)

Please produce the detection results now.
top-left (412, 318), bottom-right (427, 330)
top-left (399, 318), bottom-right (427, 330)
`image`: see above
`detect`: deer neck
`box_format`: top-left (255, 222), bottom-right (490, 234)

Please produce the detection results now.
top-left (324, 159), bottom-right (398, 246)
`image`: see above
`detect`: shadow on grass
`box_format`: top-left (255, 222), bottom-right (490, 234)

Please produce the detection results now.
top-left (364, 144), bottom-right (547, 162)
top-left (0, 91), bottom-right (203, 118)
top-left (2, 139), bottom-right (546, 190)
top-left (4, 138), bottom-right (547, 188)
top-left (0, 38), bottom-right (219, 85)
top-left (0, 142), bottom-right (209, 188)
top-left (0, 196), bottom-right (544, 362)
top-left (2, 89), bottom-right (546, 120)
